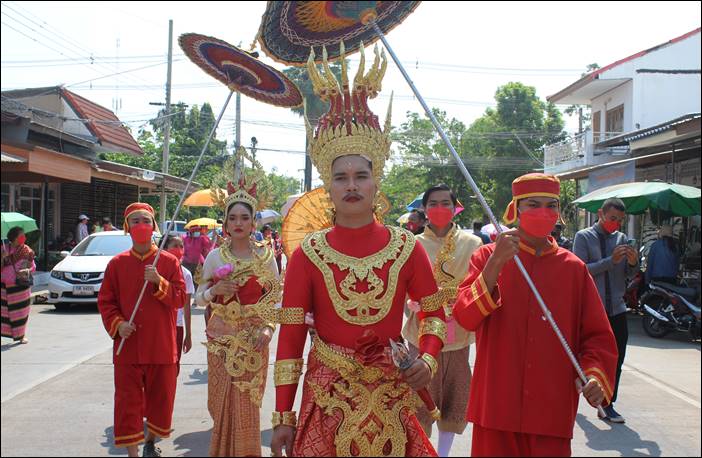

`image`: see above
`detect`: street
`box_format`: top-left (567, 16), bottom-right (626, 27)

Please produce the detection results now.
top-left (1, 297), bottom-right (700, 457)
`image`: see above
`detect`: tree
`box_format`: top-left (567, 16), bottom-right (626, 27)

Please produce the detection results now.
top-left (385, 82), bottom-right (565, 227)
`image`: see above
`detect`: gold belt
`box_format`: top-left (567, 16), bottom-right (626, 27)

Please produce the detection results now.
top-left (311, 337), bottom-right (391, 385)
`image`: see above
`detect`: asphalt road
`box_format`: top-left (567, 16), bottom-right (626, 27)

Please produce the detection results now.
top-left (1, 298), bottom-right (700, 457)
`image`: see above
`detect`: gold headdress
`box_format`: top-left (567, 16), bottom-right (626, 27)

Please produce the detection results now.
top-left (306, 41), bottom-right (393, 189)
top-left (212, 146), bottom-right (270, 212)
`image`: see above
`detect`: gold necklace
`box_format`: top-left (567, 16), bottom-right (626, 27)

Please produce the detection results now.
top-left (302, 225), bottom-right (415, 325)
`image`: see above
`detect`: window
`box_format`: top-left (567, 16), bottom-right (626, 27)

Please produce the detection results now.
top-left (1, 183), bottom-right (9, 212)
top-left (592, 111), bottom-right (601, 143)
top-left (605, 105), bottom-right (624, 139)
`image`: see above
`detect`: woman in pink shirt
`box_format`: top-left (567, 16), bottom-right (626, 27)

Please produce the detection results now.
top-left (1, 227), bottom-right (36, 344)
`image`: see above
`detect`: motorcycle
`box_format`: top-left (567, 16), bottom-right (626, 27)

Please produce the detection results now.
top-left (624, 269), bottom-right (647, 313)
top-left (640, 280), bottom-right (701, 339)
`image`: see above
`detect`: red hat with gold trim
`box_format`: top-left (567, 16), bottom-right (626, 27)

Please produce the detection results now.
top-left (123, 202), bottom-right (160, 234)
top-left (503, 173), bottom-right (561, 225)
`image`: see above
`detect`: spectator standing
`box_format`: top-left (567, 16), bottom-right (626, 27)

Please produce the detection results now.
top-left (573, 198), bottom-right (638, 424)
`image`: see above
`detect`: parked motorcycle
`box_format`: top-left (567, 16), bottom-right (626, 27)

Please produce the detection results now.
top-left (640, 280), bottom-right (701, 339)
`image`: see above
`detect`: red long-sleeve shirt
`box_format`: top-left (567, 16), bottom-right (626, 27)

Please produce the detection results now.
top-left (453, 238), bottom-right (617, 439)
top-left (98, 245), bottom-right (186, 365)
top-left (275, 222), bottom-right (445, 412)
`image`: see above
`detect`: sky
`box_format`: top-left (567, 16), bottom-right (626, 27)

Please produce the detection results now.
top-left (2, 1), bottom-right (701, 188)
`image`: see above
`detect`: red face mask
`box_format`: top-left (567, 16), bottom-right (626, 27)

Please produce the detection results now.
top-left (167, 247), bottom-right (184, 260)
top-left (406, 222), bottom-right (420, 233)
top-left (426, 207), bottom-right (453, 229)
top-left (519, 208), bottom-right (559, 238)
top-left (602, 220), bottom-right (620, 234)
top-left (16, 234), bottom-right (27, 245)
top-left (129, 223), bottom-right (153, 244)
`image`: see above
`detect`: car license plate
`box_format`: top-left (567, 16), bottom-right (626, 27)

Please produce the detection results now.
top-left (73, 285), bottom-right (94, 296)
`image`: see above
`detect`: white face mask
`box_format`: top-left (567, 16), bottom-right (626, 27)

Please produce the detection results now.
top-left (192, 232), bottom-right (200, 238)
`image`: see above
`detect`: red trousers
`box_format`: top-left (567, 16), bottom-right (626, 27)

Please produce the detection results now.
top-left (114, 363), bottom-right (177, 448)
top-left (471, 424), bottom-right (571, 457)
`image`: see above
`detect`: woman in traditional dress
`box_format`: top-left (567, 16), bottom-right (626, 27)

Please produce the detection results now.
top-left (195, 178), bottom-right (280, 457)
top-left (1, 226), bottom-right (36, 344)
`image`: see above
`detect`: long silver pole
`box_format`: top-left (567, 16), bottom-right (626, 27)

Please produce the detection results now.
top-left (371, 22), bottom-right (605, 416)
top-left (117, 91), bottom-right (235, 355)
top-left (160, 19), bottom-right (174, 228)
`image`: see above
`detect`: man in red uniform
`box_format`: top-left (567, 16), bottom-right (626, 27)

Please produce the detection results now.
top-left (453, 173), bottom-right (618, 457)
top-left (98, 203), bottom-right (186, 457)
top-left (270, 44), bottom-right (447, 457)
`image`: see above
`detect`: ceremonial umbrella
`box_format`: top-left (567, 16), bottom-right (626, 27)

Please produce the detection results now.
top-left (116, 33), bottom-right (303, 356)
top-left (179, 33), bottom-right (303, 107)
top-left (257, 1), bottom-right (421, 65)
top-left (281, 188), bottom-right (334, 259)
top-left (1, 212), bottom-right (38, 239)
top-left (183, 188), bottom-right (227, 207)
top-left (185, 218), bottom-right (221, 230)
top-left (257, 1), bottom-right (605, 416)
top-left (573, 182), bottom-right (701, 217)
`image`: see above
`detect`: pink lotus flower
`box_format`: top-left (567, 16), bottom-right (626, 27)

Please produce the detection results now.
top-left (213, 263), bottom-right (233, 281)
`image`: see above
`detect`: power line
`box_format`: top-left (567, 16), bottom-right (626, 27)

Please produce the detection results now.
top-left (2, 1), bottom-right (160, 91)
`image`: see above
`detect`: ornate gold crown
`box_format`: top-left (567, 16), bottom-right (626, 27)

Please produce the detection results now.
top-left (212, 146), bottom-right (269, 212)
top-left (305, 42), bottom-right (393, 189)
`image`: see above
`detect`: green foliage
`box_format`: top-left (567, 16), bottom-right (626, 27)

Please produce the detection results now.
top-left (383, 81), bottom-right (565, 228)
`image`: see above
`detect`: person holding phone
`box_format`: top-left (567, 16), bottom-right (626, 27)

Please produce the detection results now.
top-left (573, 198), bottom-right (638, 424)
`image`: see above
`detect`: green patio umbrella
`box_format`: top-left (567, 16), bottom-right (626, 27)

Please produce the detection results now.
top-left (1, 212), bottom-right (39, 239)
top-left (573, 182), bottom-right (701, 216)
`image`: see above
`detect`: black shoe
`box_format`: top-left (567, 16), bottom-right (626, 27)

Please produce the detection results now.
top-left (605, 405), bottom-right (625, 423)
top-left (142, 441), bottom-right (162, 457)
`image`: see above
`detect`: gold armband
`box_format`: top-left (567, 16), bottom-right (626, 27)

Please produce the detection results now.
top-left (274, 359), bottom-right (304, 386)
top-left (420, 290), bottom-right (445, 313)
top-left (271, 411), bottom-right (297, 428)
top-left (420, 353), bottom-right (439, 378)
top-left (419, 317), bottom-right (447, 344)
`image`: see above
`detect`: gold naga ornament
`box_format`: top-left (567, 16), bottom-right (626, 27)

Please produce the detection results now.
top-left (305, 41), bottom-right (392, 189)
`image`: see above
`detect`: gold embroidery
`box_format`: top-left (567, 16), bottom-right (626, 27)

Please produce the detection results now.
top-left (419, 289), bottom-right (445, 313)
top-left (432, 224), bottom-right (462, 317)
top-left (308, 339), bottom-right (417, 456)
top-left (301, 226), bottom-right (415, 325)
top-left (205, 331), bottom-right (266, 407)
top-left (419, 317), bottom-right (447, 344)
top-left (274, 359), bottom-right (304, 386)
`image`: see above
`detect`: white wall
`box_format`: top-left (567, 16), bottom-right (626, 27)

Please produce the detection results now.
top-left (60, 98), bottom-right (94, 140)
top-left (635, 72), bottom-right (701, 127)
top-left (591, 80), bottom-right (634, 136)
top-left (597, 32), bottom-right (701, 131)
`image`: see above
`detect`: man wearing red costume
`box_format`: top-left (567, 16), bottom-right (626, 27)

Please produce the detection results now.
top-left (453, 173), bottom-right (618, 457)
top-left (270, 43), bottom-right (447, 457)
top-left (98, 203), bottom-right (186, 457)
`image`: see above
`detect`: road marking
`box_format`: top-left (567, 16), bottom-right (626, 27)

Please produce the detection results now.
top-left (623, 363), bottom-right (701, 409)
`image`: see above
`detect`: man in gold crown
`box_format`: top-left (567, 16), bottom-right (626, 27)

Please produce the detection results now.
top-left (270, 43), bottom-right (447, 457)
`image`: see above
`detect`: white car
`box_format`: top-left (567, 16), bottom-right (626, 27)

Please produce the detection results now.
top-left (48, 231), bottom-right (135, 310)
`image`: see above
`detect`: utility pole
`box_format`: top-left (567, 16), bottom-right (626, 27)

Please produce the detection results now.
top-left (251, 136), bottom-right (258, 162)
top-left (159, 19), bottom-right (173, 228)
